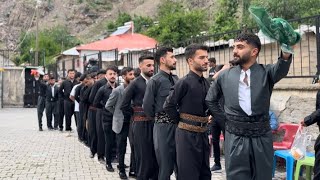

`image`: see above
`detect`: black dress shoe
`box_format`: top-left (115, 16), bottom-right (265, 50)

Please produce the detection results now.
top-left (98, 156), bottom-right (105, 164)
top-left (39, 127), bottom-right (43, 131)
top-left (128, 171), bottom-right (136, 178)
top-left (59, 128), bottom-right (63, 131)
top-left (106, 164), bottom-right (114, 172)
top-left (48, 127), bottom-right (54, 130)
top-left (89, 152), bottom-right (95, 158)
top-left (119, 170), bottom-right (128, 179)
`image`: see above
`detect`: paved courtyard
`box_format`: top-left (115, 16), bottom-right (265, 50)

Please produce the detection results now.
top-left (0, 108), bottom-right (287, 180)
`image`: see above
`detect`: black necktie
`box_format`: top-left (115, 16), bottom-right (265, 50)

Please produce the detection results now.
top-left (243, 72), bottom-right (249, 86)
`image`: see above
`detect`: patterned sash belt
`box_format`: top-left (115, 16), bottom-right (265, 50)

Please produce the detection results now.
top-left (155, 112), bottom-right (175, 124)
top-left (225, 114), bottom-right (271, 137)
top-left (133, 106), bottom-right (152, 122)
top-left (178, 113), bottom-right (208, 133)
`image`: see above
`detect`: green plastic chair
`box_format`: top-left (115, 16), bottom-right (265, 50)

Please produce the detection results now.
top-left (294, 156), bottom-right (315, 180)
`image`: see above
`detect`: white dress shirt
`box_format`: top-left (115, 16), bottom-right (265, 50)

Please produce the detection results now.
top-left (70, 84), bottom-right (80, 112)
top-left (51, 85), bottom-right (55, 98)
top-left (239, 69), bottom-right (252, 115)
top-left (141, 73), bottom-right (149, 84)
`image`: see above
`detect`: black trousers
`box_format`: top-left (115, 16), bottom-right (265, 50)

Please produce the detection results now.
top-left (64, 100), bottom-right (74, 131)
top-left (153, 123), bottom-right (177, 180)
top-left (37, 96), bottom-right (46, 128)
top-left (78, 102), bottom-right (85, 141)
top-left (132, 120), bottom-right (158, 180)
top-left (88, 109), bottom-right (97, 155)
top-left (58, 98), bottom-right (64, 129)
top-left (176, 128), bottom-right (211, 180)
top-left (117, 121), bottom-right (130, 171)
top-left (129, 121), bottom-right (136, 173)
top-left (82, 103), bottom-right (89, 143)
top-left (74, 111), bottom-right (79, 127)
top-left (102, 116), bottom-right (115, 164)
top-left (224, 131), bottom-right (273, 180)
top-left (314, 135), bottom-right (320, 180)
top-left (45, 101), bottom-right (58, 128)
top-left (96, 109), bottom-right (105, 158)
top-left (211, 119), bottom-right (225, 166)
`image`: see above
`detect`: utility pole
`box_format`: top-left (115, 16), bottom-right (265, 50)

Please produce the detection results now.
top-left (35, 0), bottom-right (41, 66)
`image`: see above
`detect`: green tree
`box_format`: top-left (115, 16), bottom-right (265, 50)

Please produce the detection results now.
top-left (209, 0), bottom-right (239, 37)
top-left (250, 0), bottom-right (320, 20)
top-left (107, 12), bottom-right (132, 31)
top-left (17, 25), bottom-right (80, 66)
top-left (145, 1), bottom-right (208, 47)
top-left (132, 15), bottom-right (154, 33)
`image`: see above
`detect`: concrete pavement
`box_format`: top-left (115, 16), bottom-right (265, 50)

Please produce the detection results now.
top-left (0, 108), bottom-right (287, 180)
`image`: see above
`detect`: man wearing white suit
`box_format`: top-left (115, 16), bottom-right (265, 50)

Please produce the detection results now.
top-left (105, 67), bottom-right (135, 179)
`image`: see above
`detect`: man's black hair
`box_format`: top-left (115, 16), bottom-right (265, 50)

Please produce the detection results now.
top-left (138, 54), bottom-right (154, 63)
top-left (79, 73), bottom-right (87, 81)
top-left (155, 47), bottom-right (174, 64)
top-left (209, 57), bottom-right (216, 63)
top-left (185, 44), bottom-right (209, 62)
top-left (97, 69), bottom-right (106, 75)
top-left (67, 69), bottom-right (76, 73)
top-left (75, 72), bottom-right (82, 79)
top-left (120, 67), bottom-right (134, 76)
top-left (106, 65), bottom-right (118, 73)
top-left (235, 33), bottom-right (261, 53)
top-left (134, 68), bottom-right (141, 77)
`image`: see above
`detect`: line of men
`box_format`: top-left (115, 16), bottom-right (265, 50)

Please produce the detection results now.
top-left (36, 32), bottom-right (294, 180)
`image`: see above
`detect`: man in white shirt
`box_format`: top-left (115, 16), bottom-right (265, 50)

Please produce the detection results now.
top-left (206, 33), bottom-right (293, 180)
top-left (70, 72), bottom-right (82, 130)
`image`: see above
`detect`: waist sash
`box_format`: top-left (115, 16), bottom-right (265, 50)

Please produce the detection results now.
top-left (225, 114), bottom-right (271, 137)
top-left (178, 113), bottom-right (208, 133)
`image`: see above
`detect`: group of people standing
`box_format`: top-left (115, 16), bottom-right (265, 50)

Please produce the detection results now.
top-left (36, 32), bottom-right (294, 180)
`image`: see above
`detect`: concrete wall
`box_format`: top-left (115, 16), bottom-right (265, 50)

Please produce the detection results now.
top-left (271, 83), bottom-right (320, 150)
top-left (1, 67), bottom-right (24, 107)
top-left (0, 71), bottom-right (2, 108)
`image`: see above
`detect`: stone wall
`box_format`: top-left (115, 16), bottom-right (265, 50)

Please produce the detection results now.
top-left (1, 67), bottom-right (24, 107)
top-left (0, 71), bottom-right (2, 108)
top-left (271, 83), bottom-right (320, 150)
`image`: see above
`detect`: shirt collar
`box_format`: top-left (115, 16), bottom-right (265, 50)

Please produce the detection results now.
top-left (189, 70), bottom-right (204, 81)
top-left (140, 73), bottom-right (149, 83)
top-left (159, 70), bottom-right (171, 77)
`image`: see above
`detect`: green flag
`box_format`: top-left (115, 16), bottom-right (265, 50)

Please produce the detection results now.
top-left (249, 6), bottom-right (301, 54)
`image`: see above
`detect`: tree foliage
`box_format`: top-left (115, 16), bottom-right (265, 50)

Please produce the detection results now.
top-left (106, 13), bottom-right (153, 33)
top-left (250, 0), bottom-right (320, 20)
top-left (210, 0), bottom-right (320, 38)
top-left (17, 25), bottom-right (80, 66)
top-left (210, 0), bottom-right (239, 35)
top-left (145, 1), bottom-right (208, 47)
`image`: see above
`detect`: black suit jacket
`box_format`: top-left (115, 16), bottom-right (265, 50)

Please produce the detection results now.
top-left (46, 85), bottom-right (59, 102)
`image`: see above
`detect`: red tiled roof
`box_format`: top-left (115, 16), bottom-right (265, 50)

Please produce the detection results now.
top-left (76, 33), bottom-right (157, 51)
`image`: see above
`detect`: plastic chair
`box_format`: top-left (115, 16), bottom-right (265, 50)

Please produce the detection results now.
top-left (273, 123), bottom-right (300, 150)
top-left (273, 150), bottom-right (295, 180)
top-left (294, 155), bottom-right (315, 180)
top-left (273, 150), bottom-right (314, 180)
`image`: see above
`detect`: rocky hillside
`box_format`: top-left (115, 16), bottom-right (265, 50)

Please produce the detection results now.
top-left (0, 0), bottom-right (215, 50)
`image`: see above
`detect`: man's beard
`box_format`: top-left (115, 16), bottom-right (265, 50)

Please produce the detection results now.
top-left (234, 53), bottom-right (250, 65)
top-left (166, 64), bottom-right (176, 70)
top-left (143, 71), bottom-right (153, 77)
top-left (194, 63), bottom-right (207, 72)
top-left (108, 79), bottom-right (116, 84)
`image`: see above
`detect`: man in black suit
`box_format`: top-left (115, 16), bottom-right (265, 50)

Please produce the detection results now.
top-left (45, 76), bottom-right (59, 130)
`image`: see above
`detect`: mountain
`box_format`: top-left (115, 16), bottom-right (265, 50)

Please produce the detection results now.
top-left (0, 0), bottom-right (216, 50)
